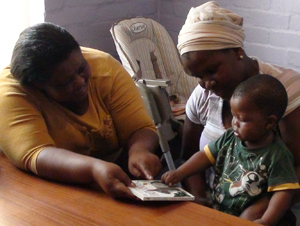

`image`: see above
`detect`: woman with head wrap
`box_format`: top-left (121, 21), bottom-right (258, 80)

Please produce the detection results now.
top-left (179, 1), bottom-right (300, 224)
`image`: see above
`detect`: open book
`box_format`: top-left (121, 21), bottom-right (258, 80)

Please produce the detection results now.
top-left (129, 180), bottom-right (195, 201)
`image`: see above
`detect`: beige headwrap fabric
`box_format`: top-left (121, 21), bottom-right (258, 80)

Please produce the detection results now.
top-left (177, 1), bottom-right (245, 55)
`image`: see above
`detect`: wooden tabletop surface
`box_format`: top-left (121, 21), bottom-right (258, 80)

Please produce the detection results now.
top-left (0, 151), bottom-right (258, 226)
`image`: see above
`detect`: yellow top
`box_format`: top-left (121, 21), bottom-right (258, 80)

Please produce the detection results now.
top-left (0, 47), bottom-right (156, 174)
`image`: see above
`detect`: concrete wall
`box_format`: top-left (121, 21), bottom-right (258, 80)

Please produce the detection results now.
top-left (45, 0), bottom-right (159, 59)
top-left (45, 0), bottom-right (300, 72)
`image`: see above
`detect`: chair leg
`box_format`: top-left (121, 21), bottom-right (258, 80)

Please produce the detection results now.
top-left (157, 123), bottom-right (182, 187)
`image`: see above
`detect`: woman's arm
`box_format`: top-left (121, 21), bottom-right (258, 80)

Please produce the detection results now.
top-left (180, 117), bottom-right (209, 204)
top-left (127, 128), bottom-right (161, 179)
top-left (36, 147), bottom-right (137, 198)
top-left (279, 106), bottom-right (300, 204)
top-left (181, 117), bottom-right (204, 160)
top-left (100, 56), bottom-right (161, 180)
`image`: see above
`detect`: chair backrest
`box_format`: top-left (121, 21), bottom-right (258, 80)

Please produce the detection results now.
top-left (110, 17), bottom-right (198, 103)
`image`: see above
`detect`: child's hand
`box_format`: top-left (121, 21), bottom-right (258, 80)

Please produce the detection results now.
top-left (161, 170), bottom-right (183, 186)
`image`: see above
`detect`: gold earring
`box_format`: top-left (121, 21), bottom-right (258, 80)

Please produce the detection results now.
top-left (240, 55), bottom-right (243, 59)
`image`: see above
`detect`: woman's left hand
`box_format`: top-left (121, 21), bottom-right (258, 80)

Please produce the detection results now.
top-left (128, 149), bottom-right (161, 179)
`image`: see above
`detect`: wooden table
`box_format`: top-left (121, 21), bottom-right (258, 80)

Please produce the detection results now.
top-left (0, 151), bottom-right (258, 226)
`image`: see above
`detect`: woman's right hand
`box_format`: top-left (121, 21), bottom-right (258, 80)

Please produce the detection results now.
top-left (91, 160), bottom-right (137, 199)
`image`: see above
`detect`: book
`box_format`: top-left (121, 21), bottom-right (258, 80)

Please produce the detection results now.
top-left (129, 180), bottom-right (195, 201)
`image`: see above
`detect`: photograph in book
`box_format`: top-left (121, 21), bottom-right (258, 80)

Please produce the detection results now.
top-left (129, 180), bottom-right (195, 201)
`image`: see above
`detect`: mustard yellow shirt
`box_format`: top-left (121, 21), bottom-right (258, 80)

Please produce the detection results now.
top-left (0, 47), bottom-right (156, 174)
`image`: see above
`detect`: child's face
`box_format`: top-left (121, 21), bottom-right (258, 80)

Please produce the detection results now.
top-left (230, 96), bottom-right (272, 148)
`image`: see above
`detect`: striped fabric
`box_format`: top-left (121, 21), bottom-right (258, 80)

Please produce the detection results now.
top-left (256, 57), bottom-right (300, 116)
top-left (110, 17), bottom-right (199, 103)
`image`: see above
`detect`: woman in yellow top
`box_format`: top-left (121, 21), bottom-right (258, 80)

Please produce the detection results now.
top-left (0, 22), bottom-right (161, 198)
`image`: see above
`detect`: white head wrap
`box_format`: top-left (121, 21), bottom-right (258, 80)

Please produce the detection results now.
top-left (177, 1), bottom-right (245, 55)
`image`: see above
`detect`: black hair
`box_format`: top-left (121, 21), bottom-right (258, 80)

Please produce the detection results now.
top-left (10, 22), bottom-right (80, 85)
top-left (232, 74), bottom-right (288, 121)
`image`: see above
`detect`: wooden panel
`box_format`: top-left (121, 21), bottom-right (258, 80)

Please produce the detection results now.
top-left (0, 151), bottom-right (258, 225)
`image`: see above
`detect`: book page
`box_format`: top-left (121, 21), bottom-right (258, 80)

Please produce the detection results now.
top-left (129, 180), bottom-right (195, 201)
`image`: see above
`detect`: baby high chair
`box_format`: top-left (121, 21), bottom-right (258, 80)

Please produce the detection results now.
top-left (110, 17), bottom-right (198, 104)
top-left (110, 17), bottom-right (198, 173)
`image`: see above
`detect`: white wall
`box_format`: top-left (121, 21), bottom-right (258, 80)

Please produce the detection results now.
top-left (45, 0), bottom-right (159, 60)
top-left (0, 0), bottom-right (44, 70)
top-left (160, 0), bottom-right (300, 72)
top-left (5, 0), bottom-right (297, 72)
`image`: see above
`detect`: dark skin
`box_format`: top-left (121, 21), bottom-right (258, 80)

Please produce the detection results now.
top-left (180, 48), bottom-right (300, 209)
top-left (163, 94), bottom-right (294, 225)
top-left (35, 49), bottom-right (162, 198)
top-left (181, 48), bottom-right (258, 165)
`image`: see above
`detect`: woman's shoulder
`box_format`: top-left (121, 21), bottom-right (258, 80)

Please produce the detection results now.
top-left (0, 66), bottom-right (24, 93)
top-left (255, 57), bottom-right (300, 79)
top-left (254, 57), bottom-right (300, 116)
top-left (186, 85), bottom-right (221, 120)
top-left (81, 47), bottom-right (123, 78)
top-left (81, 47), bottom-right (113, 64)
top-left (188, 85), bottom-right (220, 107)
top-left (185, 85), bottom-right (222, 126)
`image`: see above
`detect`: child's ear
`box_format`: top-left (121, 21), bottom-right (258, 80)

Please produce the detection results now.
top-left (265, 115), bottom-right (277, 129)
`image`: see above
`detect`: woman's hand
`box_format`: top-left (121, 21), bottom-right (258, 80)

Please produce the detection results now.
top-left (127, 128), bottom-right (161, 179)
top-left (37, 147), bottom-right (137, 199)
top-left (91, 160), bottom-right (137, 199)
top-left (128, 149), bottom-right (161, 179)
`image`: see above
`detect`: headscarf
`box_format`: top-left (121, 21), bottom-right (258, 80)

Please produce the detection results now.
top-left (177, 1), bottom-right (245, 55)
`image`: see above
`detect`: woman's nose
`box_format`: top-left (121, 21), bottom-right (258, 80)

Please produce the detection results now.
top-left (73, 75), bottom-right (85, 90)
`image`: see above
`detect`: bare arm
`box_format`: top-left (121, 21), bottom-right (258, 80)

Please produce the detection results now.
top-left (162, 150), bottom-right (212, 186)
top-left (181, 117), bottom-right (204, 160)
top-left (36, 147), bottom-right (136, 198)
top-left (279, 106), bottom-right (300, 204)
top-left (127, 128), bottom-right (161, 179)
top-left (243, 190), bottom-right (294, 226)
top-left (180, 117), bottom-right (208, 204)
top-left (37, 128), bottom-right (160, 197)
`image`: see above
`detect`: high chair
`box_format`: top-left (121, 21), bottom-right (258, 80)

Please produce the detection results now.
top-left (110, 17), bottom-right (198, 173)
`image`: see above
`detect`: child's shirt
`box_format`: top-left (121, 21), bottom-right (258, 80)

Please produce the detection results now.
top-left (204, 128), bottom-right (299, 216)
